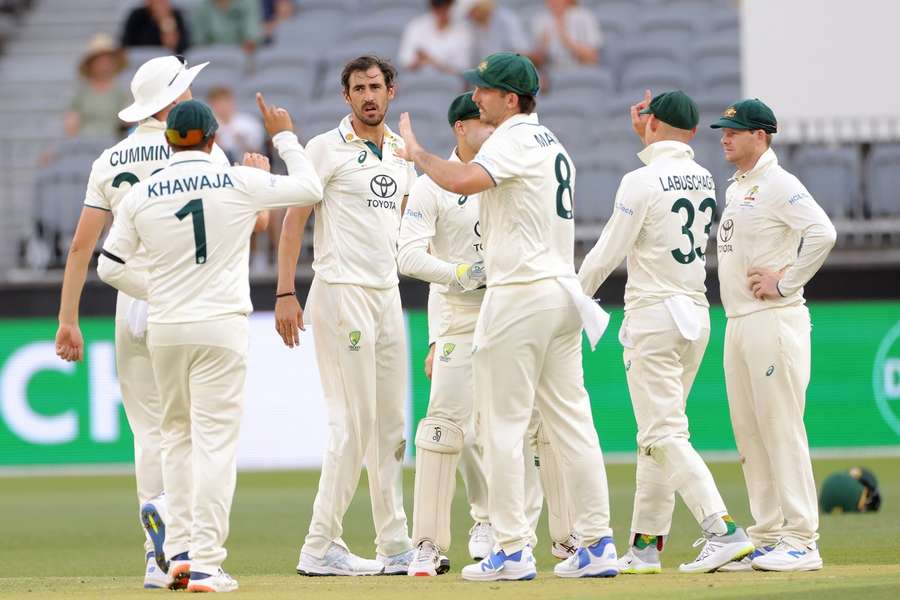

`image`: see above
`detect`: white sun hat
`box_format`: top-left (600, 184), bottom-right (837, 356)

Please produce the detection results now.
top-left (118, 55), bottom-right (209, 123)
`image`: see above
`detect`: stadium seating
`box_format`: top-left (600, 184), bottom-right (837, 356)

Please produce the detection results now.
top-left (791, 145), bottom-right (862, 218)
top-left (864, 144), bottom-right (900, 217)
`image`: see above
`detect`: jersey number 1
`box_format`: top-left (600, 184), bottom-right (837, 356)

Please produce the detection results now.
top-left (175, 198), bottom-right (207, 264)
top-left (670, 197), bottom-right (715, 264)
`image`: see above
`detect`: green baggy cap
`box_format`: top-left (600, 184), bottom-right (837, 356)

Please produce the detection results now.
top-left (447, 91), bottom-right (481, 126)
top-left (463, 52), bottom-right (540, 97)
top-left (819, 467), bottom-right (882, 514)
top-left (710, 98), bottom-right (777, 133)
top-left (166, 99), bottom-right (219, 147)
top-left (639, 90), bottom-right (699, 130)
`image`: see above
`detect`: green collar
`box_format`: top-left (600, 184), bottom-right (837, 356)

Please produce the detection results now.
top-left (363, 140), bottom-right (382, 161)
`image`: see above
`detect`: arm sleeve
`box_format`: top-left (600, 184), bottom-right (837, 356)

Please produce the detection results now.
top-left (397, 177), bottom-right (456, 285)
top-left (578, 172), bottom-right (650, 296)
top-left (242, 131), bottom-right (323, 210)
top-left (471, 132), bottom-right (519, 187)
top-left (774, 181), bottom-right (837, 297)
top-left (83, 157), bottom-right (111, 211)
top-left (97, 192), bottom-right (148, 299)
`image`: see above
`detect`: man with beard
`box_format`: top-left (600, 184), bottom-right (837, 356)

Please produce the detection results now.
top-left (274, 55), bottom-right (417, 576)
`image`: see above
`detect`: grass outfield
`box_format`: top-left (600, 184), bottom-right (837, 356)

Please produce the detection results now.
top-left (0, 457), bottom-right (898, 598)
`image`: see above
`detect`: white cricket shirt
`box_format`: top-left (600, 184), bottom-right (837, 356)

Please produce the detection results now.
top-left (579, 140), bottom-right (715, 311)
top-left (99, 131), bottom-right (323, 324)
top-left (305, 115), bottom-right (418, 289)
top-left (717, 148), bottom-right (837, 319)
top-left (472, 112), bottom-right (577, 286)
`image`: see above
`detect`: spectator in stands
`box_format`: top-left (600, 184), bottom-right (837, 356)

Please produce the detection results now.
top-left (121, 0), bottom-right (190, 54)
top-left (530, 0), bottom-right (601, 69)
top-left (64, 34), bottom-right (129, 138)
top-left (191, 0), bottom-right (263, 55)
top-left (399, 0), bottom-right (473, 75)
top-left (458, 0), bottom-right (530, 62)
top-left (207, 85), bottom-right (265, 162)
top-left (262, 0), bottom-right (297, 44)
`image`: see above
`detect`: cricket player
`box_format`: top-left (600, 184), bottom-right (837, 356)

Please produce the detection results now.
top-left (399, 92), bottom-right (578, 576)
top-left (274, 55), bottom-right (416, 576)
top-left (97, 96), bottom-right (323, 592)
top-left (53, 55), bottom-right (245, 589)
top-left (578, 90), bottom-right (753, 575)
top-left (398, 52), bottom-right (617, 581)
top-left (710, 99), bottom-right (836, 572)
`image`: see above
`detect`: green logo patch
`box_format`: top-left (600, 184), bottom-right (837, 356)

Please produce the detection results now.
top-left (348, 330), bottom-right (361, 350)
top-left (439, 342), bottom-right (456, 363)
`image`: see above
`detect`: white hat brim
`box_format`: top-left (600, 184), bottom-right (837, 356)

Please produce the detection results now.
top-left (118, 61), bottom-right (209, 123)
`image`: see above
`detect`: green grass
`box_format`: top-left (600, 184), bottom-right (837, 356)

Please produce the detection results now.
top-left (1, 458), bottom-right (898, 598)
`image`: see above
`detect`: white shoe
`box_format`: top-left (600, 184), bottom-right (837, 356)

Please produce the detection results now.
top-left (551, 533), bottom-right (579, 560)
top-left (461, 545), bottom-right (537, 581)
top-left (717, 544), bottom-right (774, 572)
top-left (297, 542), bottom-right (384, 576)
top-left (468, 522), bottom-right (494, 560)
top-left (618, 546), bottom-right (661, 574)
top-left (751, 541), bottom-right (823, 572)
top-left (187, 568), bottom-right (239, 592)
top-left (554, 536), bottom-right (618, 578)
top-left (166, 552), bottom-right (191, 590)
top-left (407, 541), bottom-right (441, 576)
top-left (143, 552), bottom-right (169, 589)
top-left (377, 548), bottom-right (415, 575)
top-left (140, 494), bottom-right (168, 571)
top-left (679, 528), bottom-right (754, 573)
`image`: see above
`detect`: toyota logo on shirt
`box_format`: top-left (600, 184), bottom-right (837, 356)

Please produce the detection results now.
top-left (719, 218), bottom-right (734, 242)
top-left (370, 175), bottom-right (397, 198)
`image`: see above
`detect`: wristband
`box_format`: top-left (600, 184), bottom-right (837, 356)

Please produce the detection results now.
top-left (276, 291), bottom-right (295, 298)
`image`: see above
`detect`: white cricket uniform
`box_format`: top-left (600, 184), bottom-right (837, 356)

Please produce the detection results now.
top-left (97, 131), bottom-right (323, 575)
top-left (82, 118), bottom-right (228, 553)
top-left (579, 140), bottom-right (729, 538)
top-left (469, 112), bottom-right (612, 553)
top-left (300, 116), bottom-right (417, 559)
top-left (398, 154), bottom-right (490, 535)
top-left (717, 148), bottom-right (836, 548)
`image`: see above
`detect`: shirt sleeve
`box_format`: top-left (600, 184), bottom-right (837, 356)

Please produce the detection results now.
top-left (304, 134), bottom-right (333, 190)
top-left (397, 176), bottom-right (457, 286)
top-left (471, 131), bottom-right (520, 187)
top-left (578, 8), bottom-right (602, 48)
top-left (397, 18), bottom-right (420, 68)
top-left (773, 179), bottom-right (837, 297)
top-left (97, 190), bottom-right (148, 299)
top-left (210, 143), bottom-right (231, 166)
top-left (83, 156), bottom-right (110, 211)
top-left (242, 0), bottom-right (263, 43)
top-left (241, 131), bottom-right (323, 210)
top-left (578, 171), bottom-right (651, 296)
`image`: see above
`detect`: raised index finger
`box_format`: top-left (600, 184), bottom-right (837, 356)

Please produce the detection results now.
top-left (256, 92), bottom-right (269, 115)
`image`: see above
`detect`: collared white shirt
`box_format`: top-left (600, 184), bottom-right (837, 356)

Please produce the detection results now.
top-left (579, 140), bottom-right (715, 311)
top-left (472, 112), bottom-right (576, 287)
top-left (83, 118), bottom-right (229, 317)
top-left (717, 148), bottom-right (836, 318)
top-left (99, 132), bottom-right (323, 324)
top-left (398, 11), bottom-right (474, 73)
top-left (305, 115), bottom-right (418, 289)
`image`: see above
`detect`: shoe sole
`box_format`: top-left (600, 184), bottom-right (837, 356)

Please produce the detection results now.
top-left (297, 568), bottom-right (383, 577)
top-left (140, 502), bottom-right (167, 571)
top-left (556, 568), bottom-right (618, 578)
top-left (620, 566), bottom-right (662, 575)
top-left (461, 570), bottom-right (537, 582)
top-left (680, 544), bottom-right (755, 574)
top-left (751, 560), bottom-right (823, 572)
top-left (168, 564), bottom-right (191, 590)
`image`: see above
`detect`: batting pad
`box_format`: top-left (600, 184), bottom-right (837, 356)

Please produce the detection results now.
top-left (412, 417), bottom-right (464, 550)
top-left (536, 423), bottom-right (574, 543)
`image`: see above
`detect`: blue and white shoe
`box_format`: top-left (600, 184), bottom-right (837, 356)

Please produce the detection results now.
top-left (751, 541), bottom-right (822, 572)
top-left (554, 537), bottom-right (618, 578)
top-left (377, 548), bottom-right (415, 575)
top-left (461, 545), bottom-right (537, 581)
top-left (297, 541), bottom-right (384, 576)
top-left (140, 494), bottom-right (168, 572)
top-left (717, 544), bottom-right (773, 572)
top-left (143, 552), bottom-right (169, 589)
top-left (679, 528), bottom-right (754, 573)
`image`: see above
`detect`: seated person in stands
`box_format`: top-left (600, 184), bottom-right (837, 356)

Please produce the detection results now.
top-left (399, 0), bottom-right (473, 75)
top-left (192, 0), bottom-right (263, 55)
top-left (459, 0), bottom-right (530, 62)
top-left (121, 0), bottom-right (190, 54)
top-left (530, 0), bottom-right (601, 69)
top-left (65, 34), bottom-right (129, 138)
top-left (262, 0), bottom-right (297, 44)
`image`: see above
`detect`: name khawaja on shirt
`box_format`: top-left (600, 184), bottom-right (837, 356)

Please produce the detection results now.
top-left (147, 173), bottom-right (234, 198)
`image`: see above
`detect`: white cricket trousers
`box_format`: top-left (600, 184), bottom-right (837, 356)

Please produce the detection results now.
top-left (302, 278), bottom-right (411, 558)
top-left (473, 278), bottom-right (612, 553)
top-left (426, 300), bottom-right (490, 527)
top-left (147, 316), bottom-right (248, 575)
top-left (620, 302), bottom-right (727, 536)
top-left (115, 318), bottom-right (164, 554)
top-left (724, 305), bottom-right (818, 547)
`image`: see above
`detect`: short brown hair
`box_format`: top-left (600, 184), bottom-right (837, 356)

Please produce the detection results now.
top-left (517, 94), bottom-right (536, 114)
top-left (206, 86), bottom-right (233, 102)
top-left (341, 55), bottom-right (396, 93)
